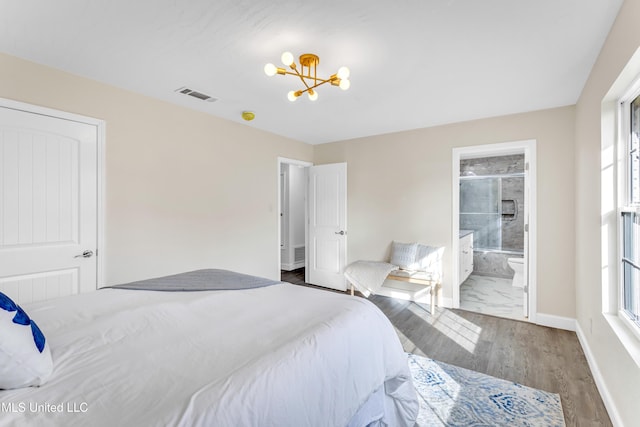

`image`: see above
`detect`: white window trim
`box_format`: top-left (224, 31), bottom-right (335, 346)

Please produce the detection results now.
top-left (616, 78), bottom-right (640, 347)
top-left (620, 308), bottom-right (640, 341)
top-left (600, 47), bottom-right (640, 369)
top-left (619, 77), bottom-right (640, 207)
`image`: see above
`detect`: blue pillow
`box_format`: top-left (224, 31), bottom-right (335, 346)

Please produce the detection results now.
top-left (0, 292), bottom-right (53, 389)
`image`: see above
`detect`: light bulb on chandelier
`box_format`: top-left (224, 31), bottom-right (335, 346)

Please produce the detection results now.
top-left (264, 52), bottom-right (350, 102)
top-left (281, 51), bottom-right (294, 67)
top-left (264, 63), bottom-right (277, 77)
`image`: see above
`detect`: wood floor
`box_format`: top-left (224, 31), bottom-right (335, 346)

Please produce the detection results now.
top-left (281, 268), bottom-right (612, 427)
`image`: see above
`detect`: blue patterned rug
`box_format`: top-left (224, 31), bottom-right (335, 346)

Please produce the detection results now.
top-left (408, 354), bottom-right (565, 426)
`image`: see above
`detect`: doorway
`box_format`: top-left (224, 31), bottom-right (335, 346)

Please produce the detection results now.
top-left (280, 161), bottom-right (308, 273)
top-left (277, 158), bottom-right (348, 291)
top-left (452, 140), bottom-right (537, 323)
top-left (278, 157), bottom-right (312, 288)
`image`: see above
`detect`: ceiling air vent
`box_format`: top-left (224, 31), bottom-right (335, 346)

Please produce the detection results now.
top-left (175, 87), bottom-right (218, 103)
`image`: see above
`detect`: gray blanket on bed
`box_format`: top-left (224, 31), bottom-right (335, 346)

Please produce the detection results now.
top-left (107, 269), bottom-right (280, 291)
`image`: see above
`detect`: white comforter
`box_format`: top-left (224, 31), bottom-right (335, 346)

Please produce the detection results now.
top-left (0, 282), bottom-right (418, 426)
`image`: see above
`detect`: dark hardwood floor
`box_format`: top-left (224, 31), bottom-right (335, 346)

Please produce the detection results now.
top-left (281, 268), bottom-right (612, 427)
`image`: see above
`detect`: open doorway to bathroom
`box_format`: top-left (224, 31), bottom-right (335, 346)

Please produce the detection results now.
top-left (452, 140), bottom-right (537, 323)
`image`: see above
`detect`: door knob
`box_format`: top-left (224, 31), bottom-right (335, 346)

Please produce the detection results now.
top-left (335, 231), bottom-right (345, 235)
top-left (74, 250), bottom-right (94, 258)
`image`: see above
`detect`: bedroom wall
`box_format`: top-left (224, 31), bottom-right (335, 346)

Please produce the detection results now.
top-left (0, 53), bottom-right (313, 285)
top-left (314, 105), bottom-right (576, 319)
top-left (574, 0), bottom-right (640, 425)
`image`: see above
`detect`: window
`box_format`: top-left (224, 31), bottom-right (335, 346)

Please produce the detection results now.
top-left (621, 90), bottom-right (640, 336)
top-left (629, 95), bottom-right (640, 204)
top-left (621, 211), bottom-right (640, 329)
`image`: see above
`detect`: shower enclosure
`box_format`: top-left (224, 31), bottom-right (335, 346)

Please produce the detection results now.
top-left (459, 174), bottom-right (524, 253)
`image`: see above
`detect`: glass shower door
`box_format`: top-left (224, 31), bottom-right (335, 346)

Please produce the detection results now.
top-left (459, 177), bottom-right (502, 250)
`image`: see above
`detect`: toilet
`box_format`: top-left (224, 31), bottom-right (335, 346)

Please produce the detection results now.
top-left (507, 257), bottom-right (524, 288)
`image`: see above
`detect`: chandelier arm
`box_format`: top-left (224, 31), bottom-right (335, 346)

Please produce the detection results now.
top-left (283, 70), bottom-right (328, 91)
top-left (282, 72), bottom-right (333, 86)
top-left (296, 79), bottom-right (333, 95)
top-left (297, 74), bottom-right (312, 90)
top-left (289, 68), bottom-right (313, 90)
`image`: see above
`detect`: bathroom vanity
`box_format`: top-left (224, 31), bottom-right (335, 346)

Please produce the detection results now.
top-left (459, 230), bottom-right (474, 285)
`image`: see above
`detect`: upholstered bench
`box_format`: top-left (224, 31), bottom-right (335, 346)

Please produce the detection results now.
top-left (346, 241), bottom-right (444, 309)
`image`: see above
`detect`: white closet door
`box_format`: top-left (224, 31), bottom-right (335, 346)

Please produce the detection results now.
top-left (0, 106), bottom-right (98, 304)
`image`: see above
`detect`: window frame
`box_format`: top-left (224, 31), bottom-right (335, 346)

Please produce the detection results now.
top-left (618, 78), bottom-right (640, 342)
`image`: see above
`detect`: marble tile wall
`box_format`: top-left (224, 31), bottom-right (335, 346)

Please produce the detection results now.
top-left (501, 176), bottom-right (524, 251)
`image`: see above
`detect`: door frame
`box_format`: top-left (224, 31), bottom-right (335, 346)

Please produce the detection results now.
top-left (451, 139), bottom-right (537, 323)
top-left (277, 157), bottom-right (313, 279)
top-left (1, 97), bottom-right (106, 288)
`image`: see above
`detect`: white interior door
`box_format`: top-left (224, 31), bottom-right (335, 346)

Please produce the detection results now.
top-left (307, 163), bottom-right (347, 291)
top-left (523, 162), bottom-right (530, 318)
top-left (0, 106), bottom-right (98, 304)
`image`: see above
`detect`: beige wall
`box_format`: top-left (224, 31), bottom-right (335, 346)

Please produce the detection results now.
top-left (575, 0), bottom-right (640, 425)
top-left (0, 53), bottom-right (313, 285)
top-left (314, 106), bottom-right (576, 317)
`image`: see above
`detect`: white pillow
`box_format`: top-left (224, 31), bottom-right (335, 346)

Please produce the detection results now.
top-left (0, 292), bottom-right (53, 390)
top-left (415, 245), bottom-right (442, 271)
top-left (390, 241), bottom-right (418, 270)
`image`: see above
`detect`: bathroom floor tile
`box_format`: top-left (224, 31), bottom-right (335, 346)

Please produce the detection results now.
top-left (459, 274), bottom-right (526, 321)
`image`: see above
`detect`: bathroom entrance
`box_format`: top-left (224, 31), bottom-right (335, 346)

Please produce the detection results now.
top-left (452, 140), bottom-right (537, 323)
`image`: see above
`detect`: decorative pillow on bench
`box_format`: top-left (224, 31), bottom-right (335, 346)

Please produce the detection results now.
top-left (0, 292), bottom-right (53, 389)
top-left (415, 244), bottom-right (444, 272)
top-left (390, 241), bottom-right (419, 270)
top-left (390, 241), bottom-right (444, 276)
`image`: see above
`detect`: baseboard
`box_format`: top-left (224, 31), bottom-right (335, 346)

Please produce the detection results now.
top-left (535, 313), bottom-right (576, 331)
top-left (439, 297), bottom-right (453, 309)
top-left (280, 262), bottom-right (304, 271)
top-left (575, 323), bottom-right (623, 427)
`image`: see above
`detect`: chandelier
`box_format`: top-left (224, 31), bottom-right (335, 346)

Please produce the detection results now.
top-left (264, 52), bottom-right (350, 102)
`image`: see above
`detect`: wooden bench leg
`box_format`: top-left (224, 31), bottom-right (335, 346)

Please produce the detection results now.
top-left (430, 284), bottom-right (437, 311)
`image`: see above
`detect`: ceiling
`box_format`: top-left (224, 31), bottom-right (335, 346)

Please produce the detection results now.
top-left (0, 0), bottom-right (624, 144)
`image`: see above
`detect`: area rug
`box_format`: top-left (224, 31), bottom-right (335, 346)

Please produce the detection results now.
top-left (408, 353), bottom-right (565, 426)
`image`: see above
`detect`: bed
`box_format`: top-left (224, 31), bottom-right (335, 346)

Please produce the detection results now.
top-left (0, 269), bottom-right (418, 427)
